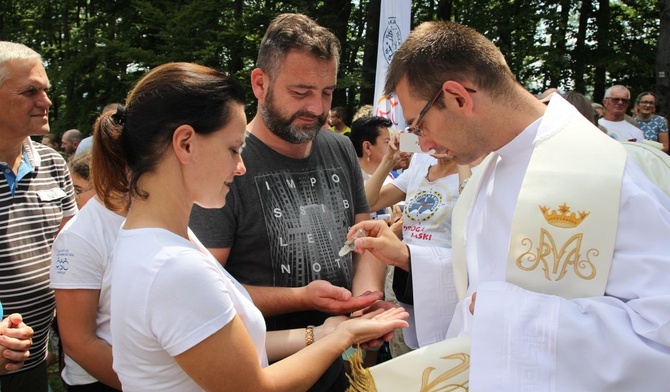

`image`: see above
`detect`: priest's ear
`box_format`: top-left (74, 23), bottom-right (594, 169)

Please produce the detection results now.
top-left (442, 81), bottom-right (474, 114)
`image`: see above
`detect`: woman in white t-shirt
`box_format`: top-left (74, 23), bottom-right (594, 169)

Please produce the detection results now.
top-left (90, 62), bottom-right (408, 392)
top-left (50, 147), bottom-right (125, 391)
top-left (362, 138), bottom-right (477, 349)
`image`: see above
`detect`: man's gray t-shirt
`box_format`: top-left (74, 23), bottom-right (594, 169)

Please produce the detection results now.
top-left (190, 129), bottom-right (370, 331)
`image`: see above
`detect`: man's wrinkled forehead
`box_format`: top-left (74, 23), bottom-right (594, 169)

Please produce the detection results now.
top-left (1, 58), bottom-right (50, 89)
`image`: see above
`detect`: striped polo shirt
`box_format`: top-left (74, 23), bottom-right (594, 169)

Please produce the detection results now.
top-left (0, 138), bottom-right (77, 372)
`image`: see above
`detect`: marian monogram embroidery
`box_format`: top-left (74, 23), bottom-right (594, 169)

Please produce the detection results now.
top-left (419, 353), bottom-right (470, 392)
top-left (517, 228), bottom-right (598, 281)
top-left (515, 204), bottom-right (598, 282)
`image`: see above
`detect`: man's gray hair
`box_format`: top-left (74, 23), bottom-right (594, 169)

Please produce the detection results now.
top-left (0, 41), bottom-right (42, 86)
top-left (604, 85), bottom-right (630, 99)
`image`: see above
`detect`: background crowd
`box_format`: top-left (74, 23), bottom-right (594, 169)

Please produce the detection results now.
top-left (1, 7), bottom-right (670, 392)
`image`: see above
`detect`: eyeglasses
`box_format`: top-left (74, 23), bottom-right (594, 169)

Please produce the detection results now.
top-left (639, 101), bottom-right (655, 106)
top-left (605, 97), bottom-right (630, 105)
top-left (405, 85), bottom-right (477, 137)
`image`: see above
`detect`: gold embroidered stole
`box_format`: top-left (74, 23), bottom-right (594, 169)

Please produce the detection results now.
top-left (347, 336), bottom-right (471, 392)
top-left (348, 115), bottom-right (626, 392)
top-left (506, 120), bottom-right (625, 298)
top-left (454, 117), bottom-right (625, 300)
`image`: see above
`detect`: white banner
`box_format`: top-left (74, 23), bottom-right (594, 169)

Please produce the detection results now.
top-left (372, 0), bottom-right (411, 129)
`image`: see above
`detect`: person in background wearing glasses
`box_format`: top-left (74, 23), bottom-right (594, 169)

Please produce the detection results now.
top-left (633, 92), bottom-right (669, 153)
top-left (345, 20), bottom-right (670, 391)
top-left (599, 85), bottom-right (644, 142)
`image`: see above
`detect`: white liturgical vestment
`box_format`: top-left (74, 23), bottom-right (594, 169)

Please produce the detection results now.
top-left (447, 94), bottom-right (670, 391)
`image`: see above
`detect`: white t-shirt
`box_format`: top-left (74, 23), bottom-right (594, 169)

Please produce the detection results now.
top-left (393, 158), bottom-right (459, 248)
top-left (599, 118), bottom-right (644, 142)
top-left (50, 197), bottom-right (125, 386)
top-left (390, 158), bottom-right (460, 348)
top-left (110, 227), bottom-right (267, 392)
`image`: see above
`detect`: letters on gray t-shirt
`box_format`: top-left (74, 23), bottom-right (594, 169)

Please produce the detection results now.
top-left (190, 129), bottom-right (369, 331)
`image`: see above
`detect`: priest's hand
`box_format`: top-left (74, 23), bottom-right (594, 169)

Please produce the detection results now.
top-left (347, 220), bottom-right (411, 271)
top-left (304, 280), bottom-right (383, 316)
top-left (469, 292), bottom-right (477, 315)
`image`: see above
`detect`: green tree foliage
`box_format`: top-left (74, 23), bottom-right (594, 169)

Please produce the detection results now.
top-left (0, 0), bottom-right (663, 135)
top-left (659, 0), bottom-right (670, 115)
top-left (606, 1), bottom-right (661, 97)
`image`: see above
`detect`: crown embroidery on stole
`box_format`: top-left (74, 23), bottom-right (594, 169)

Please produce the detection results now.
top-left (540, 203), bottom-right (589, 228)
top-left (516, 203), bottom-right (597, 281)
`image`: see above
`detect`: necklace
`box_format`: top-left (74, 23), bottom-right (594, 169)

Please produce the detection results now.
top-left (425, 162), bottom-right (457, 182)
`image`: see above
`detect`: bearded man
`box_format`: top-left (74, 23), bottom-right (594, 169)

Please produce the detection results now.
top-left (189, 13), bottom-right (389, 392)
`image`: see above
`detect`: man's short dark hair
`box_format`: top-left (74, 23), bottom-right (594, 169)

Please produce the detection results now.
top-left (331, 106), bottom-right (347, 119)
top-left (256, 13), bottom-right (341, 79)
top-left (348, 116), bottom-right (392, 157)
top-left (384, 21), bottom-right (517, 105)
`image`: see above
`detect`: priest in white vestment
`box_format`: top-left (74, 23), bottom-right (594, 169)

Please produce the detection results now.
top-left (348, 20), bottom-right (670, 391)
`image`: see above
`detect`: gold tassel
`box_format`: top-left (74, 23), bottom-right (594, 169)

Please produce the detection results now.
top-left (346, 346), bottom-right (378, 392)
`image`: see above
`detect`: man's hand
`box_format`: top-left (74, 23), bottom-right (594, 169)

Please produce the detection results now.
top-left (348, 220), bottom-right (410, 271)
top-left (305, 280), bottom-right (383, 316)
top-left (0, 313), bottom-right (33, 374)
top-left (351, 299), bottom-right (397, 317)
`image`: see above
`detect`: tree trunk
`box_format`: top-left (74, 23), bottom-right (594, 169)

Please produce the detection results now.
top-left (229, 0), bottom-right (244, 74)
top-left (545, 0), bottom-right (572, 88)
top-left (437, 0), bottom-right (453, 20)
top-left (360, 0), bottom-right (381, 106)
top-left (318, 0), bottom-right (352, 108)
top-left (658, 0), bottom-right (670, 117)
top-left (593, 0), bottom-right (610, 102)
top-left (573, 0), bottom-right (592, 93)
top-left (548, 0), bottom-right (571, 87)
top-left (0, 0), bottom-right (5, 34)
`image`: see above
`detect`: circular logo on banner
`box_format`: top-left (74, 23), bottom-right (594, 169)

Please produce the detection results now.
top-left (375, 94), bottom-right (400, 126)
top-left (383, 17), bottom-right (403, 64)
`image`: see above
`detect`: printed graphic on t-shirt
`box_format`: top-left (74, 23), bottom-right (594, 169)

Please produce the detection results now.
top-left (404, 188), bottom-right (453, 242)
top-left (53, 248), bottom-right (72, 275)
top-left (254, 168), bottom-right (353, 288)
top-left (405, 189), bottom-right (449, 222)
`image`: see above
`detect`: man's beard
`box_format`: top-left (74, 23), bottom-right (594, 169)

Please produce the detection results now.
top-left (260, 88), bottom-right (326, 144)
